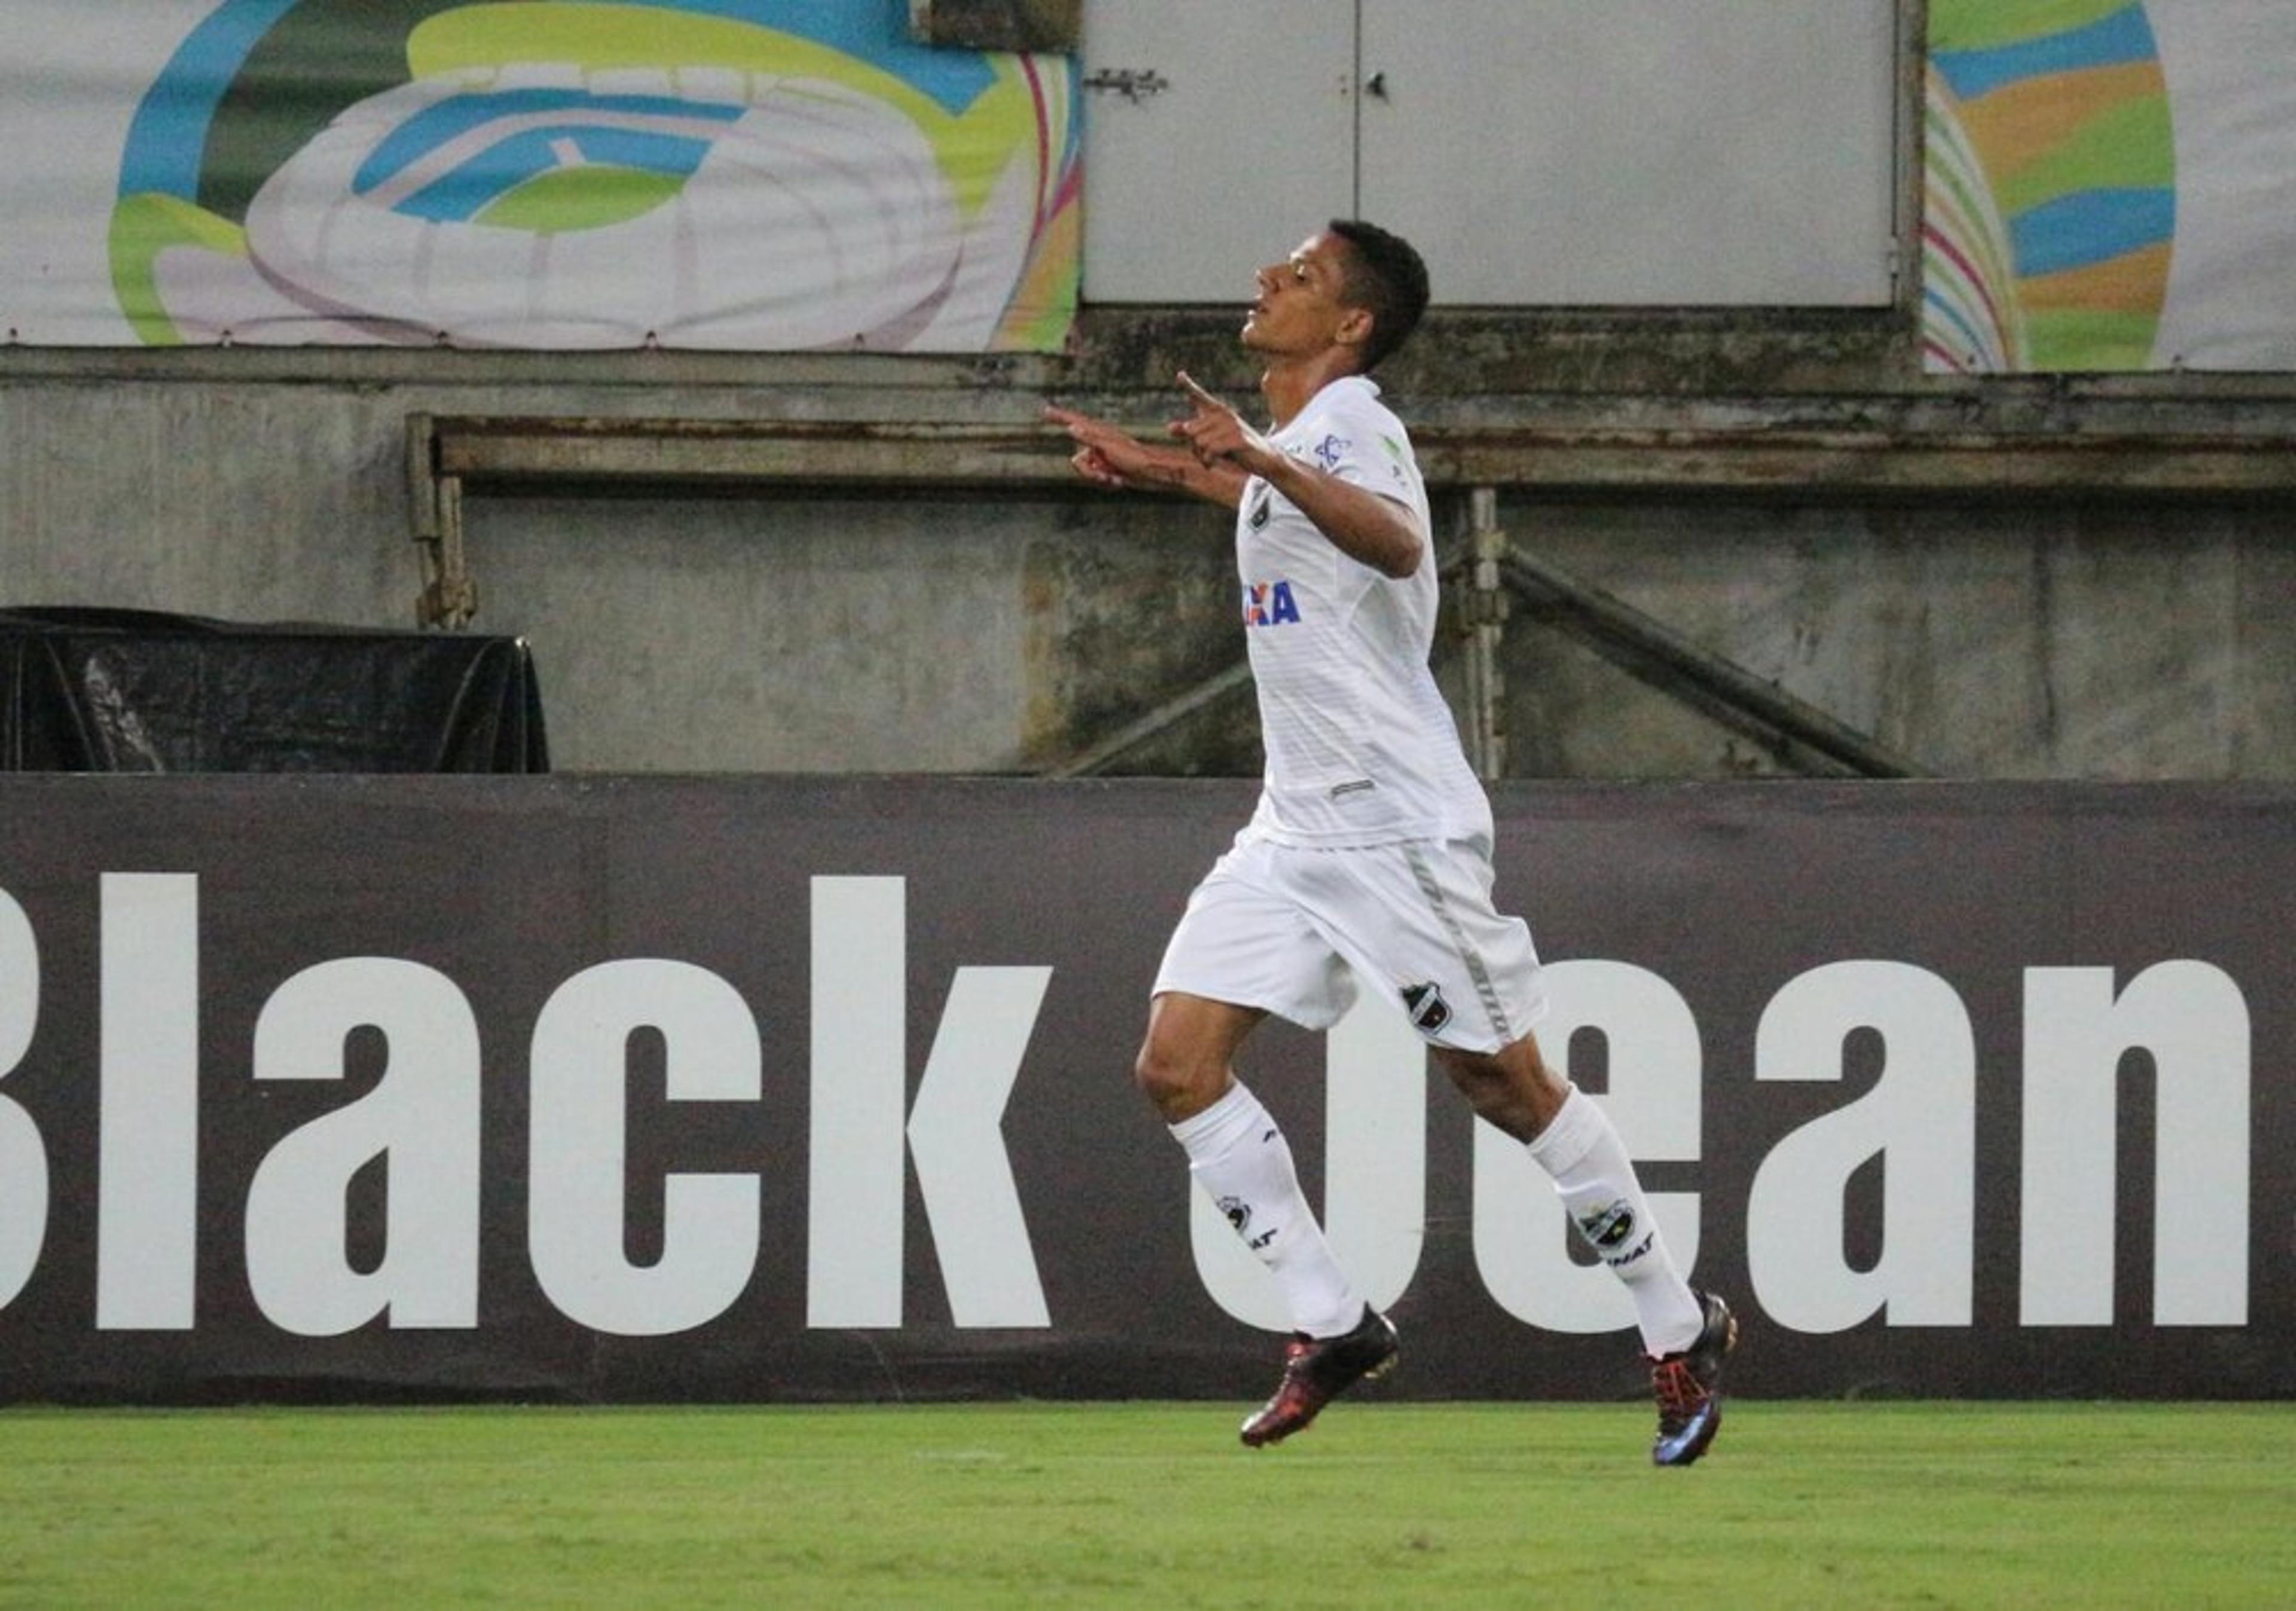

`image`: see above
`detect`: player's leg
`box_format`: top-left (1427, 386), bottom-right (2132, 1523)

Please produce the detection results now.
top-left (1138, 991), bottom-right (1396, 1446)
top-left (1144, 852), bottom-right (1372, 1340)
top-left (1434, 1032), bottom-right (1736, 1465)
top-left (1435, 1032), bottom-right (1702, 1344)
top-left (1140, 991), bottom-right (1384, 1316)
top-left (1312, 835), bottom-right (1735, 1465)
top-left (1139, 992), bottom-right (1364, 1338)
top-left (1144, 846), bottom-right (1398, 1444)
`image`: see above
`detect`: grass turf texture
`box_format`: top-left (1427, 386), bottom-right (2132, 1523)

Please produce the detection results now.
top-left (1, 1402), bottom-right (2286, 1608)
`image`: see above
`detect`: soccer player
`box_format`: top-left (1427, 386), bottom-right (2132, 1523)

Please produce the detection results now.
top-left (1045, 221), bottom-right (1736, 1465)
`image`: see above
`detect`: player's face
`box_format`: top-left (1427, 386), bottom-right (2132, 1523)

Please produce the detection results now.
top-left (1240, 233), bottom-right (1366, 359)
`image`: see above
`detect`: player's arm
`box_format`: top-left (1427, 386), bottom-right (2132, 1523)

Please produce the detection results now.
top-left (1044, 405), bottom-right (1247, 509)
top-left (1169, 373), bottom-right (1425, 579)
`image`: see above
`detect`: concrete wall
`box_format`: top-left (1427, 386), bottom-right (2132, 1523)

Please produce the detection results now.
top-left (4, 325), bottom-right (2295, 780)
top-left (0, 355), bottom-right (1244, 775)
top-left (1487, 494), bottom-right (2296, 780)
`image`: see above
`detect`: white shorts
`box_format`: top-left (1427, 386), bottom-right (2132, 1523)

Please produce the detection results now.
top-left (1152, 829), bottom-right (1549, 1053)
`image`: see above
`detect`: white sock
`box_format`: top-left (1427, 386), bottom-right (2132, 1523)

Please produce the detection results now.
top-left (1526, 1084), bottom-right (1704, 1356)
top-left (1168, 1080), bottom-right (1364, 1339)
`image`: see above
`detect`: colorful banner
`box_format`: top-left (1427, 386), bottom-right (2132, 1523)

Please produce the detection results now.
top-left (1924, 0), bottom-right (2296, 372)
top-left (0, 1), bottom-right (1079, 351)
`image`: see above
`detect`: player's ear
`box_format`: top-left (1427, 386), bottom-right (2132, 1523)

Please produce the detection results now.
top-left (1336, 305), bottom-right (1374, 351)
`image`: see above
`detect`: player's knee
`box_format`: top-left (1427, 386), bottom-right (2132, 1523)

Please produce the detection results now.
top-left (1133, 1037), bottom-right (1216, 1115)
top-left (1437, 1042), bottom-right (1563, 1142)
top-left (1131, 1038), bottom-right (1185, 1105)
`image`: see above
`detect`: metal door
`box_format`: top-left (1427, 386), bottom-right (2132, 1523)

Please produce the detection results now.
top-left (1078, 1), bottom-right (1357, 302)
top-left (1356, 0), bottom-right (1900, 304)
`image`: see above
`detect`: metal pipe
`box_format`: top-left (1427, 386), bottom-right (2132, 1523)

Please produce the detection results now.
top-left (1460, 488), bottom-right (1509, 780)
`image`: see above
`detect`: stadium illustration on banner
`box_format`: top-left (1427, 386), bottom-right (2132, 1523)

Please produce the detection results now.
top-left (1922, 0), bottom-right (2175, 372)
top-left (108, 0), bottom-right (1080, 351)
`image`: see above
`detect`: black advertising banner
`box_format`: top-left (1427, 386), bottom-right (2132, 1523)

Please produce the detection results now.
top-left (0, 775), bottom-right (2286, 1403)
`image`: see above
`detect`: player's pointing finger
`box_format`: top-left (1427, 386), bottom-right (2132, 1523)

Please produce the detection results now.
top-left (1176, 371), bottom-right (1225, 411)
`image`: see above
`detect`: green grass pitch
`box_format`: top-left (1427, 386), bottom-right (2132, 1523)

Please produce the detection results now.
top-left (1, 1401), bottom-right (2287, 1607)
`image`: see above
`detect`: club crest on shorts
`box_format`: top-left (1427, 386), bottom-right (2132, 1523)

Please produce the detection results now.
top-left (1219, 1196), bottom-right (1251, 1234)
top-left (1399, 981), bottom-right (1451, 1033)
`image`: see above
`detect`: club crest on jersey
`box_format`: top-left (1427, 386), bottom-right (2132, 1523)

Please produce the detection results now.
top-left (1243, 580), bottom-right (1301, 627)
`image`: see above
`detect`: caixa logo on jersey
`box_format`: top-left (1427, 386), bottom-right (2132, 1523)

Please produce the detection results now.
top-left (1244, 580), bottom-right (1302, 627)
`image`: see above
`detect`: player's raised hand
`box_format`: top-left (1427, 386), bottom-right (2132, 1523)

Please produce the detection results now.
top-left (1171, 371), bottom-right (1272, 472)
top-left (1045, 402), bottom-right (1241, 503)
top-left (1045, 404), bottom-right (1159, 488)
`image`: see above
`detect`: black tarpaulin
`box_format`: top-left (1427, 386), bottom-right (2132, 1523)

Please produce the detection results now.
top-left (0, 607), bottom-right (547, 773)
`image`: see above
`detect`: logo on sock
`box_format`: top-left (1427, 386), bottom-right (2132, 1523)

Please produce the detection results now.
top-left (1400, 981), bottom-right (1452, 1033)
top-left (1576, 1199), bottom-right (1639, 1252)
top-left (1219, 1194), bottom-right (1278, 1249)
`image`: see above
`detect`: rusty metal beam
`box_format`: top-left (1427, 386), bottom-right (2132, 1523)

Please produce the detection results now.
top-left (1495, 544), bottom-right (1929, 778)
top-left (426, 414), bottom-right (2296, 497)
top-left (1419, 428), bottom-right (2296, 496)
top-left (433, 418), bottom-right (1073, 489)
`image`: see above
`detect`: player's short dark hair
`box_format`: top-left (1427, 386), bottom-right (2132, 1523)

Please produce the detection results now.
top-left (1326, 219), bottom-right (1430, 372)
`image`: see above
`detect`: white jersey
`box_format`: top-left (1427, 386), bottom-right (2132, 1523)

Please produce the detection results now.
top-left (1235, 374), bottom-right (1491, 848)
